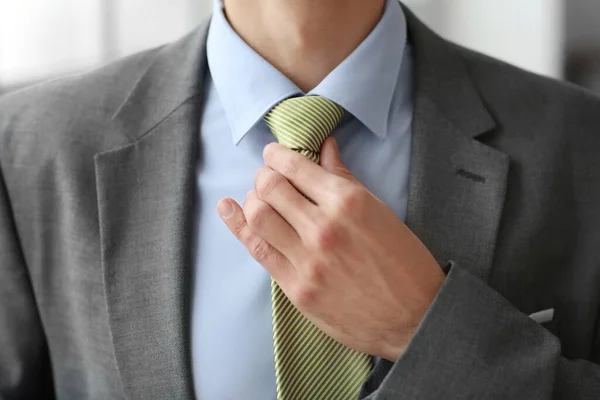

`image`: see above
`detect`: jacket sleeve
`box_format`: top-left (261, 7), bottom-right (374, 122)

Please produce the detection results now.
top-left (364, 266), bottom-right (600, 399)
top-left (0, 157), bottom-right (53, 398)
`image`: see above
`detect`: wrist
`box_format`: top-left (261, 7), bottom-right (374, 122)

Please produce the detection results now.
top-left (379, 325), bottom-right (417, 362)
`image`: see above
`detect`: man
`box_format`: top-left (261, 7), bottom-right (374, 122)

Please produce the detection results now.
top-left (1, 0), bottom-right (600, 398)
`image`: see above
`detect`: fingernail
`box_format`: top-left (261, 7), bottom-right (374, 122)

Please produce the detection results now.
top-left (218, 200), bottom-right (234, 218)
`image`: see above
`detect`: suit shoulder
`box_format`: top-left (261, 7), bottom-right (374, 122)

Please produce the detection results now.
top-left (455, 44), bottom-right (600, 129)
top-left (0, 46), bottom-right (162, 163)
top-left (0, 46), bottom-right (161, 123)
top-left (453, 44), bottom-right (600, 182)
top-left (0, 46), bottom-right (162, 139)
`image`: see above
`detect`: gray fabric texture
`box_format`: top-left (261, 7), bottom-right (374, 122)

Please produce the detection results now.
top-left (2, 5), bottom-right (600, 399)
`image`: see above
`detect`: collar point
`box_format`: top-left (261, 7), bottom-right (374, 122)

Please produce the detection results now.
top-left (358, 115), bottom-right (389, 140)
top-left (372, 127), bottom-right (389, 140)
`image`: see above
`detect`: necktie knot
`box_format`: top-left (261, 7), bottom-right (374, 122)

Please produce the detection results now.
top-left (264, 96), bottom-right (345, 163)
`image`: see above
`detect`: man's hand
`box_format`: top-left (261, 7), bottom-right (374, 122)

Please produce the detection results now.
top-left (217, 138), bottom-right (445, 361)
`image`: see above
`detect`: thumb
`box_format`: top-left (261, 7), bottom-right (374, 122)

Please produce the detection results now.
top-left (320, 137), bottom-right (357, 182)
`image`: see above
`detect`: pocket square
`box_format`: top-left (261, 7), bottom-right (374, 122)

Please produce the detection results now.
top-left (528, 308), bottom-right (554, 324)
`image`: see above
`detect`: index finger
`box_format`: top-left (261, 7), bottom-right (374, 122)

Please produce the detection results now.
top-left (217, 198), bottom-right (295, 287)
top-left (263, 143), bottom-right (337, 204)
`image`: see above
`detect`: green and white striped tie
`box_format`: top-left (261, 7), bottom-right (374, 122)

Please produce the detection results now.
top-left (264, 95), bottom-right (372, 400)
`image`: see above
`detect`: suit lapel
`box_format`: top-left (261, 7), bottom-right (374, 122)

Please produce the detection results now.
top-left (95, 23), bottom-right (208, 399)
top-left (406, 98), bottom-right (509, 282)
top-left (404, 7), bottom-right (509, 283)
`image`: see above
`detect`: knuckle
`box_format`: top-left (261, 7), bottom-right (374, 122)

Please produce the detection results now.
top-left (247, 203), bottom-right (270, 231)
top-left (292, 284), bottom-right (318, 308)
top-left (304, 260), bottom-right (325, 285)
top-left (232, 217), bottom-right (247, 237)
top-left (243, 190), bottom-right (255, 208)
top-left (314, 222), bottom-right (340, 251)
top-left (256, 171), bottom-right (282, 199)
top-left (338, 187), bottom-right (367, 214)
top-left (250, 239), bottom-right (271, 262)
top-left (282, 156), bottom-right (300, 176)
top-left (254, 167), bottom-right (267, 185)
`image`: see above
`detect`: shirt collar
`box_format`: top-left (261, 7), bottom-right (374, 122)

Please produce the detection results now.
top-left (207, 0), bottom-right (407, 144)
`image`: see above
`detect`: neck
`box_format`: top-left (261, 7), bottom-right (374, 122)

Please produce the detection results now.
top-left (222, 0), bottom-right (386, 92)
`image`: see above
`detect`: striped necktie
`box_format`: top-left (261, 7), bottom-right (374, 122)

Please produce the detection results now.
top-left (264, 95), bottom-right (372, 400)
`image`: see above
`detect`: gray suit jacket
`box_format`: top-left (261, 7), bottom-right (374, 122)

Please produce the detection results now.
top-left (2, 8), bottom-right (600, 400)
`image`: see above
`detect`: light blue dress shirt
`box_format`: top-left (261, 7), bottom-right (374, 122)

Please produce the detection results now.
top-left (190, 0), bottom-right (413, 398)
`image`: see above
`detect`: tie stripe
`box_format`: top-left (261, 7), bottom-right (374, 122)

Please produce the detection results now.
top-left (265, 95), bottom-right (372, 400)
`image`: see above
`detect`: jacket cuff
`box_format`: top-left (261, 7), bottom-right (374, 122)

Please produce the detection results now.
top-left (375, 265), bottom-right (560, 399)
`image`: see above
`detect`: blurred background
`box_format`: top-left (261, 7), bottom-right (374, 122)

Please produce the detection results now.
top-left (1, 0), bottom-right (599, 95)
